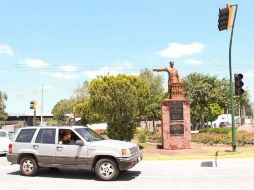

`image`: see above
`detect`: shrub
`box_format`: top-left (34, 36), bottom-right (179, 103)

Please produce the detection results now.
top-left (146, 131), bottom-right (162, 143)
top-left (199, 128), bottom-right (231, 134)
top-left (192, 130), bottom-right (254, 145)
top-left (138, 132), bottom-right (147, 143)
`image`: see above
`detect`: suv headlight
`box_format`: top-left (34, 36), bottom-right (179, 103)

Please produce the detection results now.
top-left (121, 148), bottom-right (131, 156)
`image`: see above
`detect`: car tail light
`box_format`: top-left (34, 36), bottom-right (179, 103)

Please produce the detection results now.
top-left (8, 144), bottom-right (12, 154)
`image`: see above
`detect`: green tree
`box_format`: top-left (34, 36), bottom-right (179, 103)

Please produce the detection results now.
top-left (51, 99), bottom-right (75, 124)
top-left (73, 99), bottom-right (103, 125)
top-left (183, 73), bottom-right (253, 127)
top-left (140, 69), bottom-right (166, 131)
top-left (140, 68), bottom-right (164, 96)
top-left (183, 73), bottom-right (222, 128)
top-left (0, 91), bottom-right (8, 121)
top-left (73, 81), bottom-right (90, 102)
top-left (218, 79), bottom-right (253, 117)
top-left (72, 81), bottom-right (104, 125)
top-left (205, 103), bottom-right (224, 123)
top-left (144, 94), bottom-right (165, 121)
top-left (234, 90), bottom-right (253, 117)
top-left (88, 74), bottom-right (149, 141)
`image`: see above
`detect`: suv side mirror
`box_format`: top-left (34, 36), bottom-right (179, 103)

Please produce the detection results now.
top-left (75, 140), bottom-right (84, 146)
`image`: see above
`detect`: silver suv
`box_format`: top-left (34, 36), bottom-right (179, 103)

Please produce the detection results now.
top-left (7, 126), bottom-right (142, 181)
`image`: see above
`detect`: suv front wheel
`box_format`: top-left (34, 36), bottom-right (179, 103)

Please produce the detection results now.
top-left (95, 158), bottom-right (119, 181)
top-left (20, 156), bottom-right (39, 176)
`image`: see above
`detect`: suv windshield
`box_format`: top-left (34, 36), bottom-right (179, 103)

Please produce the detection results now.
top-left (75, 127), bottom-right (104, 142)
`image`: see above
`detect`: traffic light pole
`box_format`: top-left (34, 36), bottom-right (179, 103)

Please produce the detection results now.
top-left (229, 4), bottom-right (238, 152)
top-left (33, 110), bottom-right (36, 126)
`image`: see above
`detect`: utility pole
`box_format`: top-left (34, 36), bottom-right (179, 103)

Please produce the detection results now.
top-left (41, 85), bottom-right (44, 126)
top-left (218, 3), bottom-right (238, 152)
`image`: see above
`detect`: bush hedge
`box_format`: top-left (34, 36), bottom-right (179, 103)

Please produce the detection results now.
top-left (138, 132), bottom-right (147, 143)
top-left (192, 128), bottom-right (254, 145)
top-left (198, 128), bottom-right (231, 134)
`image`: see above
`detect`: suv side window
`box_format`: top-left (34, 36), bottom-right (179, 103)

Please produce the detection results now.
top-left (35, 128), bottom-right (56, 144)
top-left (58, 129), bottom-right (80, 145)
top-left (16, 129), bottom-right (36, 143)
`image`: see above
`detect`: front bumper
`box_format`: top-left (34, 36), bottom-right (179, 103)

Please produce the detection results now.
top-left (116, 152), bottom-right (143, 171)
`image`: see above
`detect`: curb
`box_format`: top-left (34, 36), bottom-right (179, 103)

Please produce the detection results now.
top-left (143, 154), bottom-right (254, 160)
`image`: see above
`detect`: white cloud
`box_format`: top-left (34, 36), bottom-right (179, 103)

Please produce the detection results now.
top-left (0, 44), bottom-right (14, 56)
top-left (41, 71), bottom-right (79, 79)
top-left (159, 42), bottom-right (205, 58)
top-left (184, 59), bottom-right (202, 65)
top-left (23, 59), bottom-right (49, 68)
top-left (60, 65), bottom-right (77, 72)
top-left (244, 71), bottom-right (254, 78)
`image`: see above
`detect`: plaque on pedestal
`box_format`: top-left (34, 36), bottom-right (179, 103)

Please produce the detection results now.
top-left (170, 124), bottom-right (184, 136)
top-left (169, 103), bottom-right (183, 120)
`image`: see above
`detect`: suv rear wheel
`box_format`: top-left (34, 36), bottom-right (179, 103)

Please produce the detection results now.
top-left (20, 156), bottom-right (39, 176)
top-left (95, 158), bottom-right (119, 181)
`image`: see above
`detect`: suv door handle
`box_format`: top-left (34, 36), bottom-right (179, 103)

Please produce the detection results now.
top-left (33, 145), bottom-right (39, 149)
top-left (57, 146), bottom-right (63, 149)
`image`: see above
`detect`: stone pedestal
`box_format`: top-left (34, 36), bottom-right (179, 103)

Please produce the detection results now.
top-left (161, 98), bottom-right (191, 149)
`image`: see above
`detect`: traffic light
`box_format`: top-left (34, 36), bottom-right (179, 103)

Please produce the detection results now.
top-left (234, 73), bottom-right (244, 96)
top-left (218, 4), bottom-right (233, 31)
top-left (30, 100), bottom-right (37, 111)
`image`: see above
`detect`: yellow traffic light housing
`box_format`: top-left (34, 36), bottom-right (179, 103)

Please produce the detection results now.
top-left (227, 4), bottom-right (233, 31)
top-left (30, 100), bottom-right (37, 111)
top-left (34, 99), bottom-right (37, 111)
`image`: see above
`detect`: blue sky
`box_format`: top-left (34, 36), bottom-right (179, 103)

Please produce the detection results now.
top-left (0, 0), bottom-right (253, 114)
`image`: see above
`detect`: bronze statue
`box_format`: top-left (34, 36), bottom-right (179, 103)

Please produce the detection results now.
top-left (153, 61), bottom-right (183, 99)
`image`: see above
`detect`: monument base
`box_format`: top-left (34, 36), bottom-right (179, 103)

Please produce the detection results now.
top-left (161, 98), bottom-right (191, 150)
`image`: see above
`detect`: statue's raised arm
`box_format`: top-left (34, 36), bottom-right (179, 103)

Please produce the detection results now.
top-left (153, 67), bottom-right (168, 72)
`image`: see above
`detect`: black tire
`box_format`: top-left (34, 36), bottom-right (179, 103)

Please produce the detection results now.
top-left (20, 156), bottom-right (39, 176)
top-left (95, 158), bottom-right (119, 181)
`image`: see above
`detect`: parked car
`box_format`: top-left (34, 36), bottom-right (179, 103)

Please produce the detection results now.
top-left (219, 121), bottom-right (230, 128)
top-left (0, 129), bottom-right (11, 155)
top-left (7, 126), bottom-right (142, 181)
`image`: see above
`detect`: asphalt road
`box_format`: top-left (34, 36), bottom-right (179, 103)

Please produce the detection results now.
top-left (0, 155), bottom-right (254, 190)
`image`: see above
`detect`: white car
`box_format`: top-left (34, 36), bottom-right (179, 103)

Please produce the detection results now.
top-left (0, 130), bottom-right (10, 155)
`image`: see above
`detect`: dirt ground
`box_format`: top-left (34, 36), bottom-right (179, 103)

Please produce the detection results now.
top-left (141, 142), bottom-right (254, 158)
